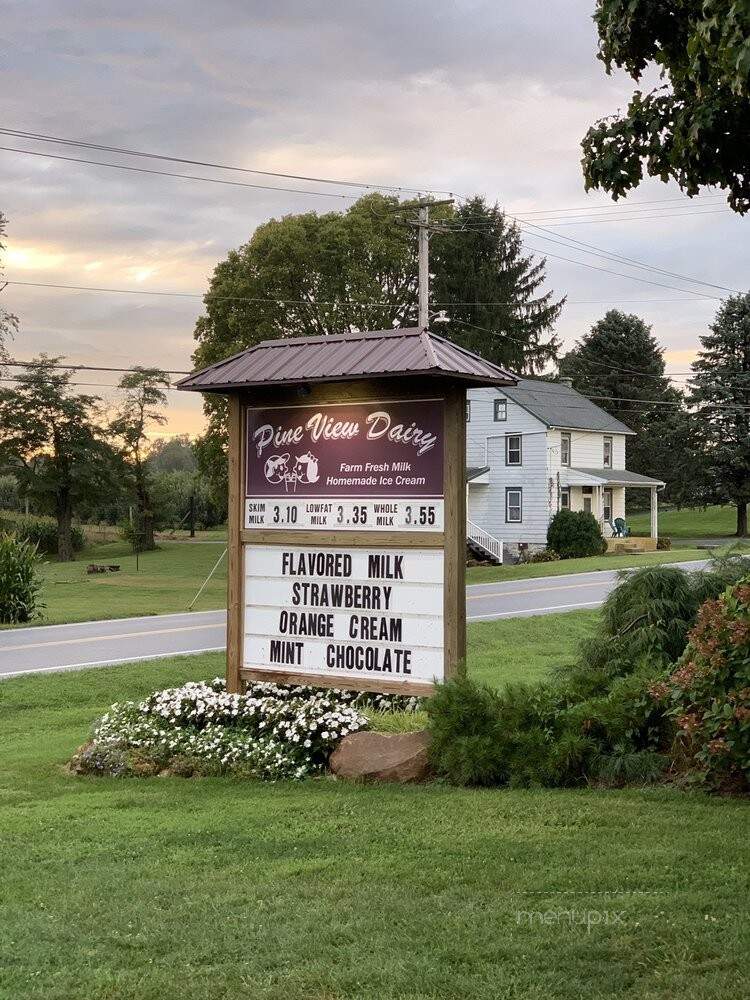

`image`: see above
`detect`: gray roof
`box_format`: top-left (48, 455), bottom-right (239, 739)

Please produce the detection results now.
top-left (177, 328), bottom-right (517, 392)
top-left (570, 467), bottom-right (665, 487)
top-left (466, 465), bottom-right (490, 482)
top-left (499, 378), bottom-right (635, 434)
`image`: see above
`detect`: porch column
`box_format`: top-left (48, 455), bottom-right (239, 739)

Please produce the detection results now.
top-left (650, 486), bottom-right (658, 540)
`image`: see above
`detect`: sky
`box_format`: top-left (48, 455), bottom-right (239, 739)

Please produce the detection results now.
top-left (2, 0), bottom-right (748, 438)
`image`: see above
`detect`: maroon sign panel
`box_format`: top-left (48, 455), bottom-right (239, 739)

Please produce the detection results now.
top-left (245, 398), bottom-right (444, 499)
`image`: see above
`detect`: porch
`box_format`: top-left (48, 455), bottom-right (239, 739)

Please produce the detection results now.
top-left (559, 467), bottom-right (665, 543)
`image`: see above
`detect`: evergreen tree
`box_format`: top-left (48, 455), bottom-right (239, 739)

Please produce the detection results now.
top-left (558, 310), bottom-right (699, 503)
top-left (0, 212), bottom-right (17, 361)
top-left (688, 293), bottom-right (750, 536)
top-left (430, 197), bottom-right (563, 373)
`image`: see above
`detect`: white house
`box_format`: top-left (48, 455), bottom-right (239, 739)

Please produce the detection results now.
top-left (465, 378), bottom-right (664, 562)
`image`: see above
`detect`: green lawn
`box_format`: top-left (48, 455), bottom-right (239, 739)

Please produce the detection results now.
top-left (466, 547), bottom-right (704, 584)
top-left (2, 622), bottom-right (748, 1000)
top-left (4, 541), bottom-right (229, 628)
top-left (629, 504), bottom-right (740, 539)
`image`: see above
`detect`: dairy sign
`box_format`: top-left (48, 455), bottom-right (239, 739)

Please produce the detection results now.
top-left (243, 398), bottom-right (444, 531)
top-left (241, 396), bottom-right (447, 690)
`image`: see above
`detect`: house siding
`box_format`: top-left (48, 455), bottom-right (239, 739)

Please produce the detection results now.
top-left (466, 388), bottom-right (551, 548)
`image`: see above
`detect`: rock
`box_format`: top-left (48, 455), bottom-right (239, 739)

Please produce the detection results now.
top-left (329, 730), bottom-right (431, 783)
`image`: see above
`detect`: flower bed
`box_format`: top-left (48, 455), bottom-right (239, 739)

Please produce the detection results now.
top-left (70, 678), bottom-right (422, 781)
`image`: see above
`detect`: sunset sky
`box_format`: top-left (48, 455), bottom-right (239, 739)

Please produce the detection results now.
top-left (2, 1), bottom-right (748, 438)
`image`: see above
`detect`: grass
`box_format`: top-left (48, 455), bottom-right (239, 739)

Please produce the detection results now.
top-left (466, 547), bottom-right (704, 584)
top-left (4, 540), bottom-right (229, 628)
top-left (629, 504), bottom-right (740, 539)
top-left (1, 628), bottom-right (748, 1000)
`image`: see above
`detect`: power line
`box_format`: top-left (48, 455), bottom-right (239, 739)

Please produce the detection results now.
top-left (2, 278), bottom-right (722, 307)
top-left (0, 126), bottom-right (457, 197)
top-left (0, 145), bottom-right (363, 201)
top-left (510, 195), bottom-right (728, 217)
top-left (4, 358), bottom-right (191, 375)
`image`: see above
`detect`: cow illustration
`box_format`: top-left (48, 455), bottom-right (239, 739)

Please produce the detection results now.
top-left (293, 452), bottom-right (319, 484)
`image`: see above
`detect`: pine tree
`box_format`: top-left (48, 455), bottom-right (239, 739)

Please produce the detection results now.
top-left (688, 293), bottom-right (750, 536)
top-left (430, 198), bottom-right (563, 373)
top-left (558, 310), bottom-right (699, 503)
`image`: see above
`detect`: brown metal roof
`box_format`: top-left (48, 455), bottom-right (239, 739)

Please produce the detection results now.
top-left (177, 328), bottom-right (517, 393)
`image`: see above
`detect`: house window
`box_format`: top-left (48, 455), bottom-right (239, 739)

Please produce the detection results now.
top-left (583, 496), bottom-right (592, 514)
top-left (505, 488), bottom-right (522, 523)
top-left (466, 401), bottom-right (471, 422)
top-left (494, 398), bottom-right (507, 421)
top-left (603, 489), bottom-right (613, 522)
top-left (505, 434), bottom-right (522, 466)
top-left (603, 436), bottom-right (613, 468)
top-left (560, 488), bottom-right (570, 510)
top-left (561, 432), bottom-right (571, 467)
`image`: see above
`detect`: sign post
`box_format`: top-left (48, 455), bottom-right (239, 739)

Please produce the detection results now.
top-left (178, 329), bottom-right (514, 696)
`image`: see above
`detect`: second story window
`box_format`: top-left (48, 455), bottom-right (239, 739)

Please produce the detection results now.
top-left (493, 398), bottom-right (507, 421)
top-left (505, 434), bottom-right (522, 465)
top-left (603, 435), bottom-right (613, 468)
top-left (561, 432), bottom-right (571, 467)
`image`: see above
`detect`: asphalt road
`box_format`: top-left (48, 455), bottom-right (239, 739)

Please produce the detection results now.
top-left (0, 559), bottom-right (711, 679)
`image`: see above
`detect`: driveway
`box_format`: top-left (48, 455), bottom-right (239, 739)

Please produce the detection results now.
top-left (0, 558), bottom-right (712, 678)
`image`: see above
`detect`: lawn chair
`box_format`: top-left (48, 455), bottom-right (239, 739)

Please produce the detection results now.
top-left (613, 517), bottom-right (630, 538)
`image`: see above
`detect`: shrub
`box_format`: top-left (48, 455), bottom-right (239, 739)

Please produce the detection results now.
top-left (521, 548), bottom-right (561, 564)
top-left (72, 679), bottom-right (421, 781)
top-left (654, 576), bottom-right (750, 793)
top-left (656, 536), bottom-right (672, 550)
top-left (0, 514), bottom-right (85, 555)
top-left (547, 509), bottom-right (606, 559)
top-left (0, 533), bottom-right (44, 624)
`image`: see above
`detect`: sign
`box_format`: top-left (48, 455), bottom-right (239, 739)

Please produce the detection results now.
top-left (244, 398), bottom-right (444, 531)
top-left (244, 544), bottom-right (444, 684)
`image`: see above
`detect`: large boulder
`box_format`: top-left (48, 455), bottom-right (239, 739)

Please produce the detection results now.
top-left (329, 730), bottom-right (431, 783)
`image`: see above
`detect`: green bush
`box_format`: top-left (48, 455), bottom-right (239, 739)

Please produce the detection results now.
top-left (428, 562), bottom-right (748, 790)
top-left (654, 576), bottom-right (750, 793)
top-left (547, 508), bottom-right (606, 559)
top-left (0, 514), bottom-right (85, 555)
top-left (0, 532), bottom-right (44, 623)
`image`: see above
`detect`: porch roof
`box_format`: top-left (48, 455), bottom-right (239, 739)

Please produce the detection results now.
top-left (561, 467), bottom-right (665, 488)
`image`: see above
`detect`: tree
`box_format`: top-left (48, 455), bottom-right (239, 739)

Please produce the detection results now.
top-left (192, 193), bottom-right (562, 486)
top-left (0, 358), bottom-right (115, 561)
top-left (688, 292), bottom-right (750, 536)
top-left (430, 197), bottom-right (563, 372)
top-left (111, 368), bottom-right (171, 552)
top-left (146, 435), bottom-right (197, 474)
top-left (0, 212), bottom-right (18, 361)
top-left (558, 310), bottom-right (700, 504)
top-left (582, 1), bottom-right (750, 212)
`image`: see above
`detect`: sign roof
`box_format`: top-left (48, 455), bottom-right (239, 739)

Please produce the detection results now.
top-left (176, 328), bottom-right (517, 392)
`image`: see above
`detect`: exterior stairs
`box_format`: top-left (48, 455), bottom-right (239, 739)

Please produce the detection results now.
top-left (467, 519), bottom-right (503, 564)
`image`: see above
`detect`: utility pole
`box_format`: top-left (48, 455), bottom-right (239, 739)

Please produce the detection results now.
top-left (391, 197), bottom-right (453, 330)
top-left (418, 203), bottom-right (430, 331)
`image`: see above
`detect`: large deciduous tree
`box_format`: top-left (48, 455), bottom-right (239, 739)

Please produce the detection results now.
top-left (558, 310), bottom-right (700, 503)
top-left (688, 293), bottom-right (750, 536)
top-left (191, 193), bottom-right (562, 487)
top-left (0, 358), bottom-right (115, 561)
top-left (582, 1), bottom-right (750, 212)
top-left (111, 368), bottom-right (171, 552)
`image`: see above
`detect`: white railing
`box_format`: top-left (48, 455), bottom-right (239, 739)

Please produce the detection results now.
top-left (467, 519), bottom-right (503, 564)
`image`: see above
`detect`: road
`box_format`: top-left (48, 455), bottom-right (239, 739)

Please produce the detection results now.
top-left (0, 559), bottom-right (711, 679)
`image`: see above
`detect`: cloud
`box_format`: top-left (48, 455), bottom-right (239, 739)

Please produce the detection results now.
top-left (1, 0), bottom-right (747, 435)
